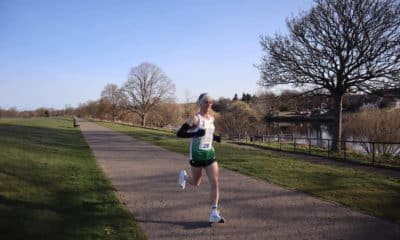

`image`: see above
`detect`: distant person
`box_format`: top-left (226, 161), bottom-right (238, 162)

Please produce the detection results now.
top-left (73, 116), bottom-right (78, 128)
top-left (176, 93), bottom-right (224, 224)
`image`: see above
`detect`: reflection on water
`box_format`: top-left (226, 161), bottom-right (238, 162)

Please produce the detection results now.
top-left (264, 122), bottom-right (400, 156)
top-left (265, 121), bottom-right (334, 140)
top-left (265, 122), bottom-right (336, 149)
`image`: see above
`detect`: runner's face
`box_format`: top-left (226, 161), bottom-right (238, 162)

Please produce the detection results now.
top-left (201, 97), bottom-right (213, 112)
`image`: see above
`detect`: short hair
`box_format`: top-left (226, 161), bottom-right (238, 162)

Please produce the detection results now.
top-left (198, 93), bottom-right (209, 106)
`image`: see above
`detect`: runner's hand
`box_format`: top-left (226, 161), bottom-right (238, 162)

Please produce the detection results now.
top-left (213, 135), bottom-right (221, 143)
top-left (193, 129), bottom-right (206, 137)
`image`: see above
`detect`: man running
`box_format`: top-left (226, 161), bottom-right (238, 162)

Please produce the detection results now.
top-left (176, 93), bottom-right (225, 224)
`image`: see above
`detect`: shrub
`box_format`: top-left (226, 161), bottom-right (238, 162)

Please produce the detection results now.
top-left (344, 109), bottom-right (400, 156)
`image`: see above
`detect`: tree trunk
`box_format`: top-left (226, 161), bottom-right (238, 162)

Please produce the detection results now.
top-left (331, 94), bottom-right (343, 151)
top-left (112, 108), bottom-right (117, 122)
top-left (141, 113), bottom-right (146, 126)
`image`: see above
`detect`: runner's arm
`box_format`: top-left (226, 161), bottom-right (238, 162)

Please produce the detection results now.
top-left (176, 115), bottom-right (204, 138)
top-left (176, 123), bottom-right (205, 138)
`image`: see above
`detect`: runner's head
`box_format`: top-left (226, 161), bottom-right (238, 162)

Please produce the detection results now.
top-left (198, 93), bottom-right (212, 107)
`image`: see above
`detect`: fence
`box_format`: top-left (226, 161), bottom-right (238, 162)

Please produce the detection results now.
top-left (230, 134), bottom-right (400, 168)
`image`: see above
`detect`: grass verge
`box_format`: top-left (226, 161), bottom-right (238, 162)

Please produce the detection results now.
top-left (97, 121), bottom-right (400, 224)
top-left (0, 118), bottom-right (146, 240)
top-left (234, 141), bottom-right (400, 170)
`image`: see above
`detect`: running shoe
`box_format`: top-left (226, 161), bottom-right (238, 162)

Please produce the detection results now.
top-left (209, 209), bottom-right (225, 224)
top-left (178, 170), bottom-right (187, 189)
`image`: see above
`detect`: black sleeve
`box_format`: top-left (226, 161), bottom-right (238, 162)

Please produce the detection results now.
top-left (176, 123), bottom-right (205, 138)
top-left (213, 134), bottom-right (221, 143)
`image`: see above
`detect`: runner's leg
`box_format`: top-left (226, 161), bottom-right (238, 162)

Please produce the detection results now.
top-left (205, 161), bottom-right (224, 223)
top-left (205, 161), bottom-right (219, 205)
top-left (186, 166), bottom-right (203, 186)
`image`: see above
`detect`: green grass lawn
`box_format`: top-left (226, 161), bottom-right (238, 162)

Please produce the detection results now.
top-left (245, 141), bottom-right (400, 169)
top-left (0, 118), bottom-right (146, 240)
top-left (97, 121), bottom-right (400, 224)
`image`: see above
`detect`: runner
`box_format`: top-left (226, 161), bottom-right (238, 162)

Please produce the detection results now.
top-left (176, 93), bottom-right (225, 224)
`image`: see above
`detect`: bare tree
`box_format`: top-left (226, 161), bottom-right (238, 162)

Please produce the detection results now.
top-left (122, 62), bottom-right (175, 126)
top-left (0, 107), bottom-right (18, 118)
top-left (254, 91), bottom-right (279, 116)
top-left (183, 89), bottom-right (196, 119)
top-left (258, 0), bottom-right (400, 150)
top-left (75, 100), bottom-right (101, 119)
top-left (100, 83), bottom-right (124, 121)
top-left (217, 101), bottom-right (260, 138)
top-left (147, 102), bottom-right (183, 128)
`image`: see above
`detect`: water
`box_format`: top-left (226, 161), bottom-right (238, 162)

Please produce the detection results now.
top-left (265, 121), bottom-right (333, 140)
top-left (264, 121), bottom-right (400, 156)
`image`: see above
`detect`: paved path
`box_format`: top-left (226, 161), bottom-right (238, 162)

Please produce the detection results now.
top-left (79, 121), bottom-right (400, 240)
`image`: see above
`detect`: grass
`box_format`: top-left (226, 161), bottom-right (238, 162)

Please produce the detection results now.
top-left (244, 140), bottom-right (400, 169)
top-left (0, 118), bottom-right (146, 240)
top-left (96, 121), bottom-right (400, 224)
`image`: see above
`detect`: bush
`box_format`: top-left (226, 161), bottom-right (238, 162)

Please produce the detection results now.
top-left (344, 109), bottom-right (400, 156)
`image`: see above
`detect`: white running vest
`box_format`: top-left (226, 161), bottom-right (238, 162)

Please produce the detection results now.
top-left (189, 113), bottom-right (216, 160)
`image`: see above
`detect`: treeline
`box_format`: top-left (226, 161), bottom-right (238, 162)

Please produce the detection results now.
top-left (74, 99), bottom-right (186, 131)
top-left (71, 89), bottom-right (330, 136)
top-left (0, 107), bottom-right (74, 118)
top-left (1, 90), bottom-right (393, 119)
top-left (1, 89), bottom-right (398, 138)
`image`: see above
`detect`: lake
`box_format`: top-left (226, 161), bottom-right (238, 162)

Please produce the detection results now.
top-left (263, 121), bottom-right (400, 156)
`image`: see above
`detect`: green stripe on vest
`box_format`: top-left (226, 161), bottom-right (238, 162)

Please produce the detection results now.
top-left (191, 141), bottom-right (215, 161)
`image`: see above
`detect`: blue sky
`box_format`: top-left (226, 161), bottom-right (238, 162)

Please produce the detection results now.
top-left (0, 0), bottom-right (314, 110)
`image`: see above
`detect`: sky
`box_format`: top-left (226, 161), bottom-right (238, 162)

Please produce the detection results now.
top-left (0, 0), bottom-right (314, 110)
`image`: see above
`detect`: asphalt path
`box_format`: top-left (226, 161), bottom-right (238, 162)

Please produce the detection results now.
top-left (79, 121), bottom-right (400, 240)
